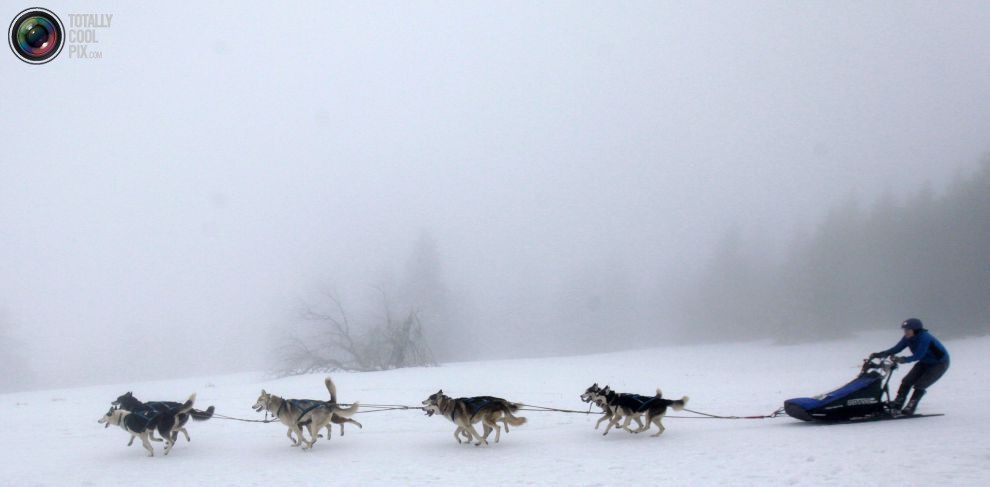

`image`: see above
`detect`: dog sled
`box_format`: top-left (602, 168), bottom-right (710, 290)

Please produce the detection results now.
top-left (783, 356), bottom-right (942, 423)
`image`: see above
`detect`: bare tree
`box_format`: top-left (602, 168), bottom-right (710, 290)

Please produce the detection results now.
top-left (274, 289), bottom-right (436, 376)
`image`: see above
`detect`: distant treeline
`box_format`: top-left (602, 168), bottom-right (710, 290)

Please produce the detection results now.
top-left (682, 158), bottom-right (990, 340)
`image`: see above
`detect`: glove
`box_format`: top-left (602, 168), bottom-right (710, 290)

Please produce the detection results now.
top-left (891, 356), bottom-right (903, 364)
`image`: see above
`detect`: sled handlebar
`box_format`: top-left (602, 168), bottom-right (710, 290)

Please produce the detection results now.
top-left (861, 356), bottom-right (898, 374)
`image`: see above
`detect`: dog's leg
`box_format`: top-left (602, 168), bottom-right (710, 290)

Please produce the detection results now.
top-left (296, 424), bottom-right (311, 447)
top-left (481, 421), bottom-right (494, 443)
top-left (500, 418), bottom-right (516, 438)
top-left (491, 420), bottom-right (504, 443)
top-left (302, 422), bottom-right (319, 450)
top-left (620, 414), bottom-right (637, 433)
top-left (632, 415), bottom-right (645, 432)
top-left (651, 417), bottom-right (666, 437)
top-left (495, 412), bottom-right (510, 434)
top-left (139, 433), bottom-right (154, 457)
top-left (289, 425), bottom-right (304, 447)
top-left (464, 423), bottom-right (486, 446)
top-left (452, 426), bottom-right (473, 444)
top-left (127, 435), bottom-right (135, 447)
top-left (635, 414), bottom-right (652, 433)
top-left (602, 414), bottom-right (622, 436)
top-left (178, 427), bottom-right (190, 442)
top-left (595, 413), bottom-right (611, 429)
top-left (163, 430), bottom-right (176, 456)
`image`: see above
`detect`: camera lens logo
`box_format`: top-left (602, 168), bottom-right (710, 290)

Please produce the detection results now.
top-left (8, 8), bottom-right (65, 64)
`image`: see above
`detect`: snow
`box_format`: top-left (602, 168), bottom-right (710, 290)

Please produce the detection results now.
top-left (2, 332), bottom-right (988, 486)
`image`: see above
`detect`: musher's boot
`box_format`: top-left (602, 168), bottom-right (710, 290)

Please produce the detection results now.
top-left (889, 388), bottom-right (909, 412)
top-left (901, 389), bottom-right (926, 416)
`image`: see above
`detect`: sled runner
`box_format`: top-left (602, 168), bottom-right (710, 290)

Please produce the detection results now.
top-left (783, 356), bottom-right (938, 422)
top-left (823, 413), bottom-right (945, 424)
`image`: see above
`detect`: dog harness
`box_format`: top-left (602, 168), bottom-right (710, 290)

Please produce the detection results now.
top-left (453, 396), bottom-right (499, 420)
top-left (288, 399), bottom-right (330, 423)
top-left (123, 409), bottom-right (160, 432)
top-left (618, 393), bottom-right (665, 412)
top-left (143, 401), bottom-right (182, 413)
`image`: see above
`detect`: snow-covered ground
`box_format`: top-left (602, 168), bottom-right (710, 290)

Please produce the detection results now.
top-left (2, 332), bottom-right (987, 486)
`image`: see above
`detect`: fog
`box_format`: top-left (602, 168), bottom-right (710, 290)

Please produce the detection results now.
top-left (3, 1), bottom-right (990, 390)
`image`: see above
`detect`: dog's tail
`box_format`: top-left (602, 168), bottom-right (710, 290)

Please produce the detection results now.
top-left (325, 376), bottom-right (337, 404)
top-left (191, 405), bottom-right (215, 421)
top-left (655, 388), bottom-right (663, 398)
top-left (669, 396), bottom-right (689, 411)
top-left (179, 393), bottom-right (196, 415)
top-left (332, 401), bottom-right (360, 418)
top-left (502, 409), bottom-right (527, 427)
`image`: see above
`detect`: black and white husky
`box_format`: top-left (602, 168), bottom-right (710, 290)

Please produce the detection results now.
top-left (112, 391), bottom-right (214, 444)
top-left (581, 383), bottom-right (642, 432)
top-left (99, 394), bottom-right (196, 456)
top-left (421, 390), bottom-right (527, 445)
top-left (582, 383), bottom-right (688, 436)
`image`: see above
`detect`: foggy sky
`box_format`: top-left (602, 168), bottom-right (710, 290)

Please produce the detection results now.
top-left (3, 1), bottom-right (990, 389)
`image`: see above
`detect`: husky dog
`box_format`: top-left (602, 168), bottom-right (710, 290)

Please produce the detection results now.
top-left (112, 392), bottom-right (215, 444)
top-left (580, 383), bottom-right (642, 432)
top-left (252, 377), bottom-right (360, 450)
top-left (421, 390), bottom-right (527, 445)
top-left (99, 394), bottom-right (196, 456)
top-left (581, 382), bottom-right (643, 433)
top-left (322, 376), bottom-right (363, 439)
top-left (600, 387), bottom-right (689, 437)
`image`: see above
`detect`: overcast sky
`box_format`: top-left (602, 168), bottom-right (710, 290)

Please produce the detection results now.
top-left (3, 1), bottom-right (990, 388)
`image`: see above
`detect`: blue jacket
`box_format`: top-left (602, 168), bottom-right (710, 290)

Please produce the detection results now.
top-left (882, 330), bottom-right (950, 365)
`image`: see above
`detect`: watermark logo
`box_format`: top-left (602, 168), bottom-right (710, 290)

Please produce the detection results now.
top-left (66, 13), bottom-right (111, 60)
top-left (8, 8), bottom-right (65, 64)
top-left (9, 8), bottom-right (112, 63)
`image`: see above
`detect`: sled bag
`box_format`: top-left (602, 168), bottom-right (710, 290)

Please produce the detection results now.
top-left (784, 371), bottom-right (884, 421)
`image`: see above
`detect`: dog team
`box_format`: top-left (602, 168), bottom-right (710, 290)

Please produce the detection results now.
top-left (100, 377), bottom-right (687, 456)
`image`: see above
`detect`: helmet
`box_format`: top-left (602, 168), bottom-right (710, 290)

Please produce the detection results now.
top-left (901, 318), bottom-right (923, 330)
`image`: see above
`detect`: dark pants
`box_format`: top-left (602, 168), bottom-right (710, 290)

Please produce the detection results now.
top-left (897, 361), bottom-right (950, 396)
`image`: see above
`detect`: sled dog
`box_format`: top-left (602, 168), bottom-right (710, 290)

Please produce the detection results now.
top-left (580, 383), bottom-right (643, 432)
top-left (421, 390), bottom-right (527, 445)
top-left (252, 377), bottom-right (360, 449)
top-left (99, 393), bottom-right (196, 456)
top-left (322, 376), bottom-right (363, 439)
top-left (112, 391), bottom-right (214, 444)
top-left (600, 387), bottom-right (689, 437)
